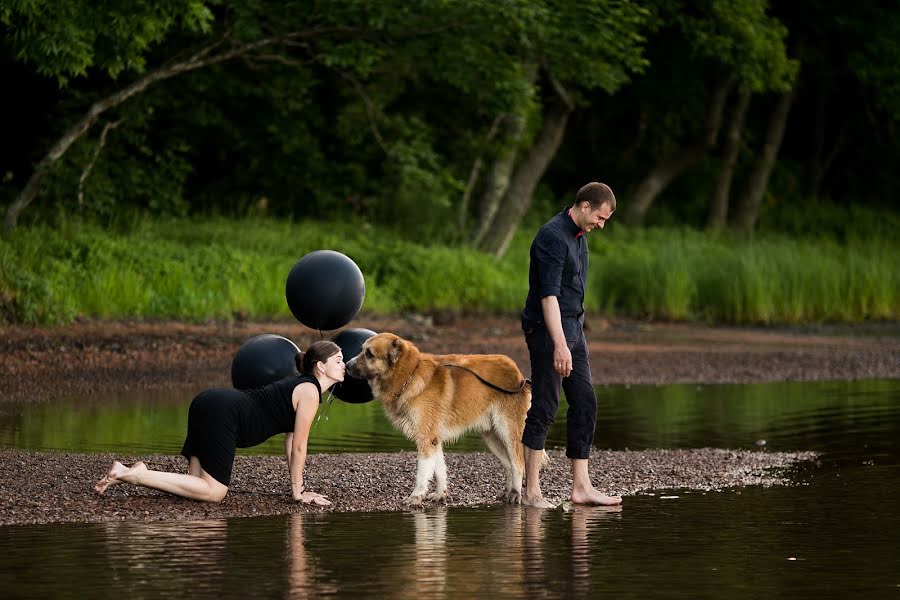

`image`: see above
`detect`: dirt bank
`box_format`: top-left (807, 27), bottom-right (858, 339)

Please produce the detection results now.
top-left (2, 315), bottom-right (899, 404)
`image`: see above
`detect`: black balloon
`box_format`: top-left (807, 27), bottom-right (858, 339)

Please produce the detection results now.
top-left (285, 250), bottom-right (365, 331)
top-left (330, 327), bottom-right (377, 404)
top-left (231, 334), bottom-right (300, 390)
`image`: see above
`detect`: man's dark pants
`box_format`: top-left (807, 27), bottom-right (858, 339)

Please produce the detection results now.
top-left (521, 324), bottom-right (596, 459)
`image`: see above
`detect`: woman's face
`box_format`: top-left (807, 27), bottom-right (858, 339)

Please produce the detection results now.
top-left (320, 352), bottom-right (345, 382)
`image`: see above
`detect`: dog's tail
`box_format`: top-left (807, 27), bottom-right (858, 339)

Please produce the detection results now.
top-left (541, 449), bottom-right (550, 468)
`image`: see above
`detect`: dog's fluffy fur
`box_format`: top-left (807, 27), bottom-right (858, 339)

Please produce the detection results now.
top-left (347, 332), bottom-right (531, 505)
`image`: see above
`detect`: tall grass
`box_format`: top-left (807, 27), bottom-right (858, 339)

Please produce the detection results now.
top-left (593, 227), bottom-right (899, 324)
top-left (0, 218), bottom-right (896, 325)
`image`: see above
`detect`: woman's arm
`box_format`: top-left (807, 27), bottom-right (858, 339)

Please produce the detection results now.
top-left (290, 383), bottom-right (324, 502)
top-left (285, 432), bottom-right (294, 470)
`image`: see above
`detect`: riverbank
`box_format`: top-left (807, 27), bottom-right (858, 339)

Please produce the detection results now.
top-left (2, 315), bottom-right (899, 404)
top-left (1, 315), bottom-right (896, 526)
top-left (0, 447), bottom-right (817, 526)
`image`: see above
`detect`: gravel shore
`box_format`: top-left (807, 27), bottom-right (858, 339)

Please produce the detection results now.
top-left (0, 447), bottom-right (817, 526)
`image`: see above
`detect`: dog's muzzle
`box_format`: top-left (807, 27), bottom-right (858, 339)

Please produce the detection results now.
top-left (345, 356), bottom-right (361, 378)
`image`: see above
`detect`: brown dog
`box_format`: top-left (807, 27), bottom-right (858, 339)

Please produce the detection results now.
top-left (346, 332), bottom-right (531, 505)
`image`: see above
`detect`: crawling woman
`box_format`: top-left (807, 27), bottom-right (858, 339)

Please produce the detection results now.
top-left (95, 340), bottom-right (343, 506)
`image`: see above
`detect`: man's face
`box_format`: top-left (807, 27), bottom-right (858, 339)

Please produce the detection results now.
top-left (575, 201), bottom-right (613, 232)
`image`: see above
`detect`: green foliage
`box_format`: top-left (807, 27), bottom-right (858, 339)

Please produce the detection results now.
top-left (673, 0), bottom-right (797, 92)
top-left (2, 0), bottom-right (899, 247)
top-left (1, 216), bottom-right (896, 326)
top-left (1, 0), bottom-right (214, 84)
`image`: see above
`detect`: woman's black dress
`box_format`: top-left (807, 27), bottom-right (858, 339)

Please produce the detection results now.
top-left (181, 374), bottom-right (321, 485)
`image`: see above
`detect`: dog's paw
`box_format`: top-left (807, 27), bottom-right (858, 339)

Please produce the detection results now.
top-left (426, 491), bottom-right (447, 503)
top-left (403, 494), bottom-right (425, 507)
top-left (503, 490), bottom-right (522, 504)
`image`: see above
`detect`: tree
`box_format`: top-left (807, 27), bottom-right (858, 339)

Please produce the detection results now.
top-left (468, 0), bottom-right (651, 257)
top-left (622, 0), bottom-right (796, 226)
top-left (3, 1), bottom-right (516, 233)
top-left (1, 1), bottom-right (218, 232)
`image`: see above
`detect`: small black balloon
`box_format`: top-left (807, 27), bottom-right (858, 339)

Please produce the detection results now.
top-left (231, 334), bottom-right (300, 390)
top-left (331, 327), bottom-right (377, 404)
top-left (285, 250), bottom-right (365, 331)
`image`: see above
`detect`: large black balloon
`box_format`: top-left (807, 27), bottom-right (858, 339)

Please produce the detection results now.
top-left (231, 334), bottom-right (300, 390)
top-left (285, 250), bottom-right (365, 331)
top-left (330, 327), bottom-right (377, 404)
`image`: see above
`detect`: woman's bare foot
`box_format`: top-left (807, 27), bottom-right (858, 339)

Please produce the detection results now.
top-left (95, 461), bottom-right (149, 494)
top-left (571, 487), bottom-right (622, 506)
top-left (95, 461), bottom-right (128, 494)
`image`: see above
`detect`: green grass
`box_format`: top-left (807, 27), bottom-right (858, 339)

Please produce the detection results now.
top-left (593, 227), bottom-right (899, 323)
top-left (0, 217), bottom-right (897, 326)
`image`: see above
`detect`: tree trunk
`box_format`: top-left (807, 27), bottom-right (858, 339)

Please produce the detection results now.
top-left (2, 31), bottom-right (326, 235)
top-left (624, 75), bottom-right (731, 225)
top-left (477, 100), bottom-right (572, 258)
top-left (470, 113), bottom-right (527, 247)
top-left (732, 86), bottom-right (797, 231)
top-left (458, 115), bottom-right (502, 234)
top-left (807, 88), bottom-right (847, 203)
top-left (620, 102), bottom-right (649, 167)
top-left (707, 91), bottom-right (751, 230)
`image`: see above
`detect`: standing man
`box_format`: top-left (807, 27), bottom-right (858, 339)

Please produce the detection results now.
top-left (521, 182), bottom-right (622, 508)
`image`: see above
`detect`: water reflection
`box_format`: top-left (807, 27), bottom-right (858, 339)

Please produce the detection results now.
top-left (412, 508), bottom-right (448, 597)
top-left (100, 519), bottom-right (229, 596)
top-left (569, 505), bottom-right (623, 596)
top-left (2, 379), bottom-right (898, 598)
top-left (362, 504), bottom-right (627, 599)
top-left (286, 514), bottom-right (339, 599)
top-left (3, 379), bottom-right (897, 455)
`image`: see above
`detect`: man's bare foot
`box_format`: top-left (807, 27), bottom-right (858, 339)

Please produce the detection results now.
top-left (571, 487), bottom-right (622, 506)
top-left (522, 493), bottom-right (556, 509)
top-left (95, 460), bottom-right (129, 494)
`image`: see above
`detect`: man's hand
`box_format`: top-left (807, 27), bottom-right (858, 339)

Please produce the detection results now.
top-left (553, 344), bottom-right (573, 377)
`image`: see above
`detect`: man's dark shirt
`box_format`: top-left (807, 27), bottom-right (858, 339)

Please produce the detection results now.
top-left (521, 208), bottom-right (588, 343)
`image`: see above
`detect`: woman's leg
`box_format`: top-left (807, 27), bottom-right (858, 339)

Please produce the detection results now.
top-left (95, 457), bottom-right (228, 502)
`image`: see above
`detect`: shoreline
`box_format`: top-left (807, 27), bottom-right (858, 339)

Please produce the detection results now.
top-left (2, 315), bottom-right (899, 404)
top-left (0, 315), bottom-right (894, 526)
top-left (0, 447), bottom-right (817, 526)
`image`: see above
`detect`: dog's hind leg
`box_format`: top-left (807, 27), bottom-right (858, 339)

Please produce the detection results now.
top-left (483, 427), bottom-right (522, 504)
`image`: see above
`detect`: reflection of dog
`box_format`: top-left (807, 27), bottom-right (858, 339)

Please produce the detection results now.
top-left (347, 332), bottom-right (531, 505)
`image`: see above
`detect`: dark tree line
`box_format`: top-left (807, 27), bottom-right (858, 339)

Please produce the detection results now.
top-left (2, 1), bottom-right (898, 253)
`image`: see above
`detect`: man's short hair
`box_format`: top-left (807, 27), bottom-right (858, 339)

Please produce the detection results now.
top-left (576, 182), bottom-right (616, 211)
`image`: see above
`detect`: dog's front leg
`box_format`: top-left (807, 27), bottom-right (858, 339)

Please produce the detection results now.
top-left (426, 445), bottom-right (447, 503)
top-left (405, 444), bottom-right (438, 506)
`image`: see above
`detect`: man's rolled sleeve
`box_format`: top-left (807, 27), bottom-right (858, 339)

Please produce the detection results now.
top-left (534, 233), bottom-right (565, 299)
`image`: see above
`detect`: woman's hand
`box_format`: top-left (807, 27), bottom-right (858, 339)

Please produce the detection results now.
top-left (297, 490), bottom-right (332, 506)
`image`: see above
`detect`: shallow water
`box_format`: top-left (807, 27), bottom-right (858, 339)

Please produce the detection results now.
top-left (2, 379), bottom-right (898, 456)
top-left (1, 379), bottom-right (899, 598)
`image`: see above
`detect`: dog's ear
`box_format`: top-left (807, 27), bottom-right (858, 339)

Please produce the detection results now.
top-left (388, 337), bottom-right (404, 365)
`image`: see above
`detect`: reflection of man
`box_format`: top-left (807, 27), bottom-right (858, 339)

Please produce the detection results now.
top-left (521, 182), bottom-right (623, 508)
top-left (569, 505), bottom-right (623, 596)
